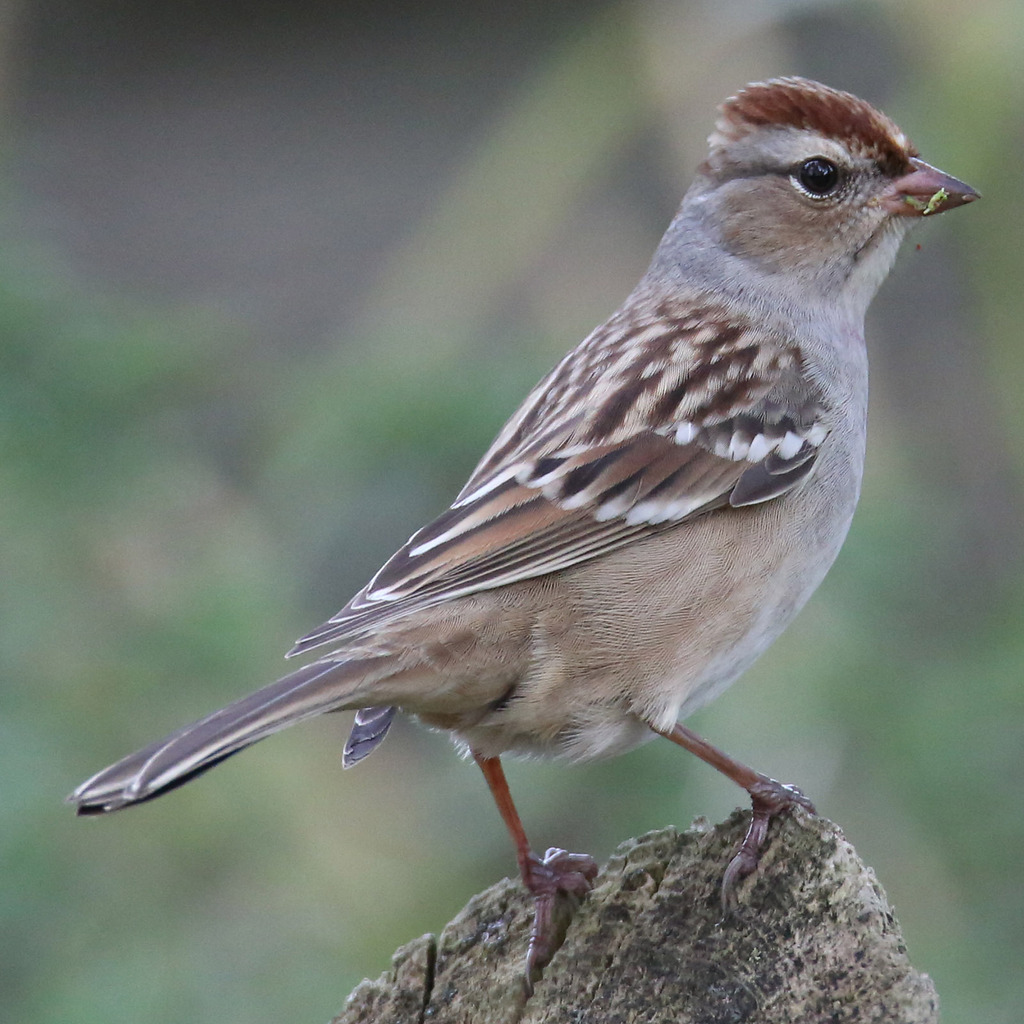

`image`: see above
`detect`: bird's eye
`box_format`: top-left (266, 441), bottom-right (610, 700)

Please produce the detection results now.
top-left (795, 157), bottom-right (841, 197)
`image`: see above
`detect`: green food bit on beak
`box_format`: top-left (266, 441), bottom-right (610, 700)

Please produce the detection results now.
top-left (905, 188), bottom-right (949, 215)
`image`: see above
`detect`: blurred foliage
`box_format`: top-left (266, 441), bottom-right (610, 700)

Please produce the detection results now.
top-left (2, 2), bottom-right (1022, 1023)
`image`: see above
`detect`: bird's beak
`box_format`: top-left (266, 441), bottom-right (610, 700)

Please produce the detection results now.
top-left (883, 157), bottom-right (980, 217)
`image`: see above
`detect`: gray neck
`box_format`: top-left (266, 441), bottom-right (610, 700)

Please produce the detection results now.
top-left (641, 183), bottom-right (907, 333)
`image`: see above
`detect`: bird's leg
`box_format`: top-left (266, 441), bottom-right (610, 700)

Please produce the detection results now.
top-left (473, 753), bottom-right (598, 990)
top-left (652, 722), bottom-right (815, 910)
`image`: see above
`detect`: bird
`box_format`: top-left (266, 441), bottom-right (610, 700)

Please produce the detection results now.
top-left (69, 77), bottom-right (978, 986)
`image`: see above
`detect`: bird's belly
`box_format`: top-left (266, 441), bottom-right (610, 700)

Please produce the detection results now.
top-left (445, 479), bottom-right (855, 763)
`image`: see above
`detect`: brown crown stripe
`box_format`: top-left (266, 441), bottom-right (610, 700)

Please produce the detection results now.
top-left (716, 77), bottom-right (916, 174)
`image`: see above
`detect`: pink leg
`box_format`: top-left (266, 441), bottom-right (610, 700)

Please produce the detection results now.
top-left (474, 753), bottom-right (598, 989)
top-left (653, 721), bottom-right (815, 909)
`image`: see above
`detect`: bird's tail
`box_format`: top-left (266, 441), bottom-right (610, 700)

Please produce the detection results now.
top-left (68, 656), bottom-right (396, 814)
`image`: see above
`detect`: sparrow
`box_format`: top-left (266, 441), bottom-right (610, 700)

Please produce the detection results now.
top-left (69, 77), bottom-right (978, 986)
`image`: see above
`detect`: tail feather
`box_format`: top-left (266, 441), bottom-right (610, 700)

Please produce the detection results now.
top-left (68, 657), bottom-right (387, 814)
top-left (343, 706), bottom-right (397, 768)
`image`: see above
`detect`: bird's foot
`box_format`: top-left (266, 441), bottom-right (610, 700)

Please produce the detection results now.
top-left (721, 776), bottom-right (815, 911)
top-left (520, 847), bottom-right (598, 992)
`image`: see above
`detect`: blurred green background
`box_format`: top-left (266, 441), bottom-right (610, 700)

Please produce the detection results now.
top-left (2, 1), bottom-right (1022, 1021)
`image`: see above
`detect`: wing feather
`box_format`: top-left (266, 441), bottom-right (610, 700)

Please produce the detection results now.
top-left (290, 295), bottom-right (830, 657)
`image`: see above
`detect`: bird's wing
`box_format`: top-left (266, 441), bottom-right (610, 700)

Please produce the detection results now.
top-left (291, 296), bottom-right (828, 657)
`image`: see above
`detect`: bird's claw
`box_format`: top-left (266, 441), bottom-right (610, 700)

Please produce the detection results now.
top-left (721, 776), bottom-right (815, 912)
top-left (521, 847), bottom-right (598, 992)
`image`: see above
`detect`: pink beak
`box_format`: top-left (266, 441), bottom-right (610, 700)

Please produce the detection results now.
top-left (884, 157), bottom-right (980, 217)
